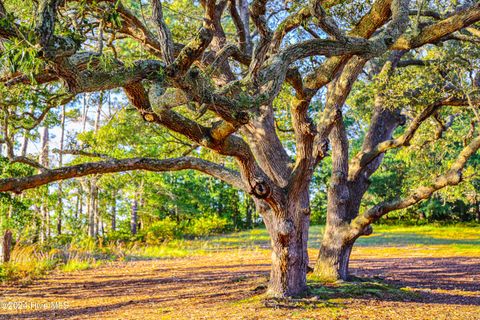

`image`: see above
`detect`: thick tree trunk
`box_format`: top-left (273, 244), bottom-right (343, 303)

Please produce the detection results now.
top-left (267, 222), bottom-right (309, 297)
top-left (261, 192), bottom-right (310, 297)
top-left (314, 206), bottom-right (372, 281)
top-left (313, 119), bottom-right (355, 281)
top-left (314, 223), bottom-right (353, 281)
top-left (0, 230), bottom-right (12, 263)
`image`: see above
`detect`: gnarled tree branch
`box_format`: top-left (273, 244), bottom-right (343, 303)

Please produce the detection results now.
top-left (351, 133), bottom-right (480, 233)
top-left (0, 157), bottom-right (245, 193)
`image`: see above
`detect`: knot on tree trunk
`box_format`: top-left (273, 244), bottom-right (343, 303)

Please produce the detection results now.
top-left (361, 224), bottom-right (373, 236)
top-left (316, 138), bottom-right (329, 159)
top-left (251, 179), bottom-right (270, 199)
top-left (275, 219), bottom-right (294, 246)
top-left (234, 111), bottom-right (250, 124)
top-left (278, 218), bottom-right (294, 236)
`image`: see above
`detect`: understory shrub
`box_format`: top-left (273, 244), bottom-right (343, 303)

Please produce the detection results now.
top-left (184, 215), bottom-right (229, 237)
top-left (143, 218), bottom-right (178, 244)
top-left (103, 230), bottom-right (133, 243)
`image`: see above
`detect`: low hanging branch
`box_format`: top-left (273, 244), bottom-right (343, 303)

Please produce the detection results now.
top-left (348, 96), bottom-right (478, 181)
top-left (351, 134), bottom-right (480, 234)
top-left (0, 157), bottom-right (245, 193)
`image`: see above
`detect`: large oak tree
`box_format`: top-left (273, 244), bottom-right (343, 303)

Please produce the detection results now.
top-left (0, 0), bottom-right (479, 297)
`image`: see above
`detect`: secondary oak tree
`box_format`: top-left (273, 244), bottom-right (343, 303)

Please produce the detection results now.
top-left (0, 0), bottom-right (480, 297)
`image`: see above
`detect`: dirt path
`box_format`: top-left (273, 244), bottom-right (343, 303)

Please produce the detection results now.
top-left (0, 249), bottom-right (479, 319)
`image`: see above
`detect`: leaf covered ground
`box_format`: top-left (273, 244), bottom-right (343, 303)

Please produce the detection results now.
top-left (0, 225), bottom-right (479, 319)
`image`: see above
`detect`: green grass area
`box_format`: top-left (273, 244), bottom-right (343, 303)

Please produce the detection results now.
top-left (125, 242), bottom-right (198, 260)
top-left (121, 224), bottom-right (480, 260)
top-left (204, 224), bottom-right (480, 250)
top-left (355, 224), bottom-right (480, 246)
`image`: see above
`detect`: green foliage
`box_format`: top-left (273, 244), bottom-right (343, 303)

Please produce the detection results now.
top-left (344, 40), bottom-right (480, 225)
top-left (138, 215), bottom-right (230, 244)
top-left (0, 38), bottom-right (43, 80)
top-left (143, 218), bottom-right (178, 244)
top-left (184, 215), bottom-right (230, 238)
top-left (104, 230), bottom-right (133, 243)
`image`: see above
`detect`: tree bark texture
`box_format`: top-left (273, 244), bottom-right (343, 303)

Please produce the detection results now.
top-left (260, 189), bottom-right (311, 297)
top-left (0, 230), bottom-right (12, 263)
top-left (131, 195), bottom-right (138, 235)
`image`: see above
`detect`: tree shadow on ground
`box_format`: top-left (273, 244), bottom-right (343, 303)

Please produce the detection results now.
top-left (0, 256), bottom-right (478, 319)
top-left (262, 278), bottom-right (479, 310)
top-left (262, 256), bottom-right (480, 310)
top-left (350, 256), bottom-right (480, 292)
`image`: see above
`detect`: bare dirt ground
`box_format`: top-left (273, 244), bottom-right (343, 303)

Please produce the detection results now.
top-left (0, 246), bottom-right (479, 320)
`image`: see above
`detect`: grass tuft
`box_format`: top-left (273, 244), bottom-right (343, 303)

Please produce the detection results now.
top-left (61, 259), bottom-right (99, 272)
